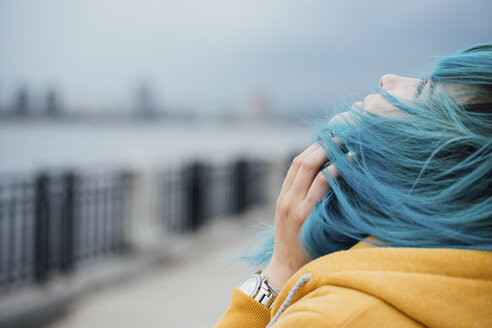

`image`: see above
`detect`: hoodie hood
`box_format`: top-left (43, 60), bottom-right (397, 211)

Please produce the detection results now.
top-left (270, 241), bottom-right (492, 328)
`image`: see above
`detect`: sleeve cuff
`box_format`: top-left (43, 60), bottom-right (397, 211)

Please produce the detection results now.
top-left (214, 288), bottom-right (272, 328)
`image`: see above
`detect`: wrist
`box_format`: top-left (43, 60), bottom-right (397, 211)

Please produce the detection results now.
top-left (262, 248), bottom-right (311, 290)
top-left (262, 260), bottom-right (294, 292)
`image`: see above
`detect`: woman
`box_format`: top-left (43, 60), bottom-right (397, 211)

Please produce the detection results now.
top-left (215, 44), bottom-right (492, 327)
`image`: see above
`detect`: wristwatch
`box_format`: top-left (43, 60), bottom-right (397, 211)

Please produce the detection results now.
top-left (237, 272), bottom-right (279, 309)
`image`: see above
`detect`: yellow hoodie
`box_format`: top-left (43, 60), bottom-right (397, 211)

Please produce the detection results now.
top-left (215, 242), bottom-right (492, 327)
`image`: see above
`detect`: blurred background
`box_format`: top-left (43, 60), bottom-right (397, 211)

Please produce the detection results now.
top-left (0, 0), bottom-right (490, 327)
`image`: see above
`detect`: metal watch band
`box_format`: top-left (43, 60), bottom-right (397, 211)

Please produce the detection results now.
top-left (238, 272), bottom-right (278, 310)
top-left (260, 272), bottom-right (279, 297)
top-left (254, 281), bottom-right (276, 309)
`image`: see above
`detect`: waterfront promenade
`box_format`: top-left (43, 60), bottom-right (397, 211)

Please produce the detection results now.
top-left (44, 205), bottom-right (273, 328)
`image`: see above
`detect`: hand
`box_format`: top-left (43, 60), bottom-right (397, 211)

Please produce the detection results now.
top-left (262, 143), bottom-right (344, 291)
top-left (262, 79), bottom-right (412, 291)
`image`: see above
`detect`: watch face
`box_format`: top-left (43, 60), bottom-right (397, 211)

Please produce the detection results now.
top-left (238, 275), bottom-right (260, 297)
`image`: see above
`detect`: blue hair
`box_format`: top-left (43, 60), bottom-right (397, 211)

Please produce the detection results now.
top-left (246, 43), bottom-right (492, 266)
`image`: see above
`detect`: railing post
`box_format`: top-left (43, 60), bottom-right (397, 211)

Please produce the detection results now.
top-left (34, 173), bottom-right (50, 282)
top-left (250, 160), bottom-right (266, 206)
top-left (60, 172), bottom-right (75, 272)
top-left (232, 159), bottom-right (248, 215)
top-left (118, 170), bottom-right (133, 252)
top-left (0, 185), bottom-right (4, 288)
top-left (186, 162), bottom-right (205, 231)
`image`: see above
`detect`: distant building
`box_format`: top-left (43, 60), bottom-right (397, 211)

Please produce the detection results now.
top-left (241, 90), bottom-right (273, 121)
top-left (13, 87), bottom-right (30, 116)
top-left (135, 83), bottom-right (158, 119)
top-left (45, 89), bottom-right (61, 117)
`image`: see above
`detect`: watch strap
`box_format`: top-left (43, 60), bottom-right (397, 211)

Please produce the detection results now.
top-left (259, 272), bottom-right (279, 297)
top-left (238, 272), bottom-right (278, 310)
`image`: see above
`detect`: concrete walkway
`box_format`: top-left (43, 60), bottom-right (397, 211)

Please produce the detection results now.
top-left (44, 206), bottom-right (274, 328)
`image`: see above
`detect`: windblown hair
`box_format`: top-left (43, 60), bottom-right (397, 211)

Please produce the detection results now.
top-left (246, 43), bottom-right (492, 266)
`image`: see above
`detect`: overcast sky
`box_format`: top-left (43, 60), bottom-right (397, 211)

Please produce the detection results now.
top-left (0, 0), bottom-right (491, 113)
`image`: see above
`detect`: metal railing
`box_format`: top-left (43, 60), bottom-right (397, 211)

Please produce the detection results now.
top-left (160, 159), bottom-right (268, 232)
top-left (0, 157), bottom-right (269, 296)
top-left (0, 171), bottom-right (133, 294)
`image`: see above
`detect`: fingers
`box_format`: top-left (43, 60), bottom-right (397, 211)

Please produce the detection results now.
top-left (303, 164), bottom-right (338, 206)
top-left (304, 151), bottom-right (356, 206)
top-left (289, 146), bottom-right (328, 198)
top-left (281, 143), bottom-right (319, 193)
top-left (282, 134), bottom-right (344, 194)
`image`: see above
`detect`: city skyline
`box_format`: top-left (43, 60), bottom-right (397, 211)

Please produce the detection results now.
top-left (1, 0), bottom-right (491, 114)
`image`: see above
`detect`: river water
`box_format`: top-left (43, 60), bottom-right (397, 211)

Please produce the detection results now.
top-left (0, 120), bottom-right (314, 174)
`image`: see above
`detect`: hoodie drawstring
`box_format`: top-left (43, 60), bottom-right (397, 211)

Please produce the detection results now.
top-left (266, 273), bottom-right (312, 328)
